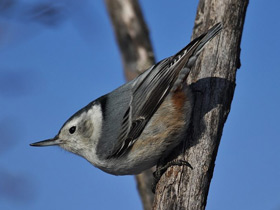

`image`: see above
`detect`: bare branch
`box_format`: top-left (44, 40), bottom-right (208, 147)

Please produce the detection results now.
top-left (104, 0), bottom-right (155, 81)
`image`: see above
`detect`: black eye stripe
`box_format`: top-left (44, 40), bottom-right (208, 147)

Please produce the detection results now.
top-left (69, 126), bottom-right (76, 134)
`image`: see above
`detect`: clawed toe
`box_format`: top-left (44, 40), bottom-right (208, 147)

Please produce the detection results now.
top-left (151, 159), bottom-right (193, 193)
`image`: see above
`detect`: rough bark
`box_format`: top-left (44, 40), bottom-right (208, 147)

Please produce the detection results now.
top-left (153, 0), bottom-right (249, 209)
top-left (104, 0), bottom-right (155, 210)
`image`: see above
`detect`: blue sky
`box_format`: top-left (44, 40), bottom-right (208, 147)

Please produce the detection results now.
top-left (1, 0), bottom-right (280, 209)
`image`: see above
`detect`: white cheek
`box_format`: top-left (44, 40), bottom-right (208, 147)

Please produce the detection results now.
top-left (87, 105), bottom-right (103, 144)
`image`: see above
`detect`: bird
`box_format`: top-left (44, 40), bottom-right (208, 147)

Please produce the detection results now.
top-left (30, 23), bottom-right (222, 176)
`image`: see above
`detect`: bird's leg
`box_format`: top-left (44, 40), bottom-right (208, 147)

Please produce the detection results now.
top-left (152, 159), bottom-right (193, 193)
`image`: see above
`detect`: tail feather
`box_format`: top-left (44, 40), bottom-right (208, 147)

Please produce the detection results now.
top-left (193, 22), bottom-right (222, 56)
top-left (171, 23), bottom-right (222, 92)
top-left (173, 23), bottom-right (222, 62)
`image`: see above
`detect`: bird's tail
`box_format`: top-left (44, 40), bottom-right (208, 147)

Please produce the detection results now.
top-left (192, 22), bottom-right (222, 56)
top-left (173, 22), bottom-right (222, 69)
top-left (170, 23), bottom-right (222, 91)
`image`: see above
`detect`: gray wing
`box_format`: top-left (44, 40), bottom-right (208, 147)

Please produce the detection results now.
top-left (110, 23), bottom-right (222, 157)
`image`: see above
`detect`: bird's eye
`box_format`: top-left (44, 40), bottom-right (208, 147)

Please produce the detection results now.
top-left (69, 126), bottom-right (76, 134)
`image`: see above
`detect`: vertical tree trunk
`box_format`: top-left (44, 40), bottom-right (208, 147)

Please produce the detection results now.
top-left (104, 1), bottom-right (155, 210)
top-left (153, 0), bottom-right (249, 209)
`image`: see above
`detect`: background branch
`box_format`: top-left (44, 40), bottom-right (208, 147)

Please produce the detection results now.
top-left (104, 0), bottom-right (155, 81)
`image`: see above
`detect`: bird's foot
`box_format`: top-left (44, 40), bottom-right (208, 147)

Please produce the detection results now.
top-left (152, 159), bottom-right (193, 193)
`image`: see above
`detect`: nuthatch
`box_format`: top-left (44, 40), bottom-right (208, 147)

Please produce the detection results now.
top-left (30, 23), bottom-right (222, 175)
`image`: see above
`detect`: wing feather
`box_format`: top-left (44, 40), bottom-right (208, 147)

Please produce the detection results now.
top-left (109, 23), bottom-right (222, 157)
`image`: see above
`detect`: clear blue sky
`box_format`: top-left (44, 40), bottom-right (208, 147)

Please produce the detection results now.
top-left (1, 0), bottom-right (280, 209)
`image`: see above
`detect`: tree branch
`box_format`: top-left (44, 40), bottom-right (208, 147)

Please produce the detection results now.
top-left (104, 0), bottom-right (155, 209)
top-left (153, 0), bottom-right (249, 209)
top-left (104, 0), bottom-right (155, 81)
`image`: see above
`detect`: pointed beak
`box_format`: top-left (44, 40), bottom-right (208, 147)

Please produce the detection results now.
top-left (30, 136), bottom-right (62, 147)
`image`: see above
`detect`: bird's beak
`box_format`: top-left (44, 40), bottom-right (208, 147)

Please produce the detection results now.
top-left (30, 136), bottom-right (62, 147)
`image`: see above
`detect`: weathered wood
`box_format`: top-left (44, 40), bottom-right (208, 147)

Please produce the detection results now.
top-left (152, 0), bottom-right (249, 209)
top-left (104, 0), bottom-right (155, 209)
